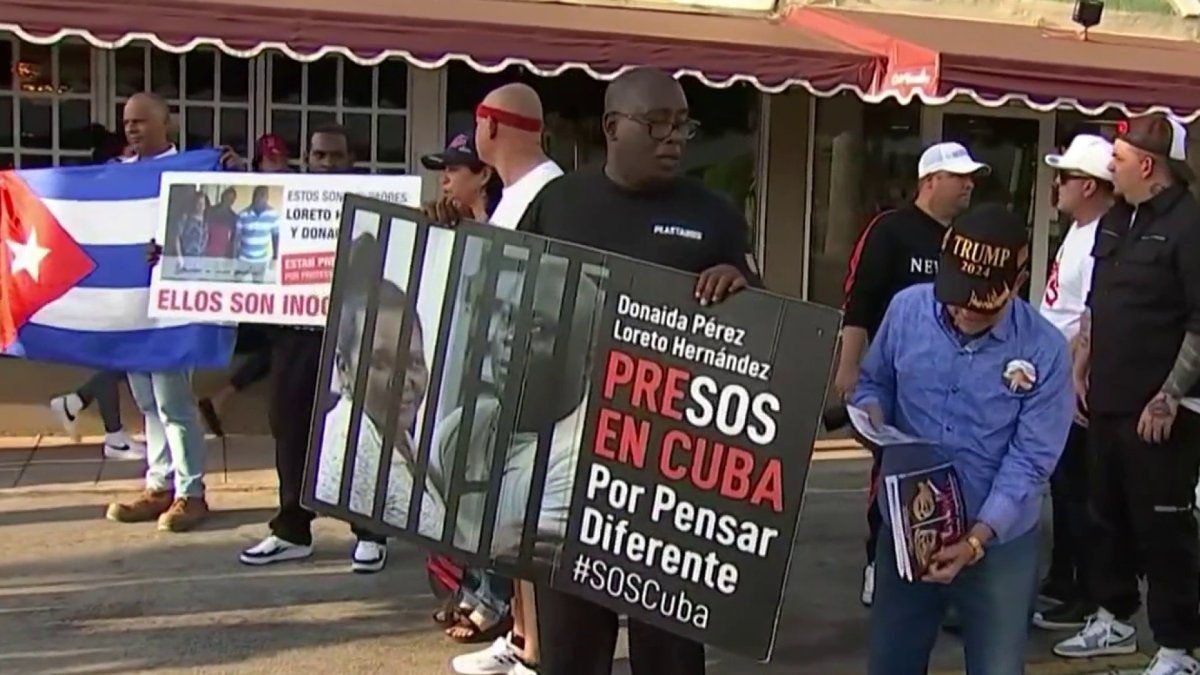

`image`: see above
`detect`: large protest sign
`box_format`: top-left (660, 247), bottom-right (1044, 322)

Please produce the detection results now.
top-left (147, 172), bottom-right (420, 326)
top-left (302, 195), bottom-right (839, 661)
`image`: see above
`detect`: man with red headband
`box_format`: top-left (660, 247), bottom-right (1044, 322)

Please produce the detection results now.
top-left (442, 82), bottom-right (562, 675)
top-left (473, 83), bottom-right (562, 230)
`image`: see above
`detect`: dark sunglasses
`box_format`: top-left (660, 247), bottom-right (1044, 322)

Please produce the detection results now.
top-left (1055, 171), bottom-right (1093, 184)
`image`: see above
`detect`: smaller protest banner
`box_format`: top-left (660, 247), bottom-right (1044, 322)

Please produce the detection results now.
top-left (147, 172), bottom-right (420, 326)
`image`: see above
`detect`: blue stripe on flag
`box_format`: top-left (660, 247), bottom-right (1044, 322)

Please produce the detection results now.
top-left (78, 244), bottom-right (152, 289)
top-left (15, 149), bottom-right (223, 201)
top-left (17, 322), bottom-right (235, 371)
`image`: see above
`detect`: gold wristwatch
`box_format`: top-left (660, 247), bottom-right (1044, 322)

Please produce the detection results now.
top-left (966, 535), bottom-right (986, 564)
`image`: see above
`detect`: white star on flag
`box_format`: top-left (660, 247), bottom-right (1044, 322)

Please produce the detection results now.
top-left (6, 230), bottom-right (51, 283)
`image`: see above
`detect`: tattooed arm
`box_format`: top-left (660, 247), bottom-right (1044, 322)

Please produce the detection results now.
top-left (1162, 333), bottom-right (1200, 400)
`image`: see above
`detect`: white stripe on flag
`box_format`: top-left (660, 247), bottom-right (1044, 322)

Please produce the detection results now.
top-left (41, 197), bottom-right (161, 246)
top-left (29, 287), bottom-right (194, 332)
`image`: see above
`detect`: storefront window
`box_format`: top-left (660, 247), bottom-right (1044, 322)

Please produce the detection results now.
top-left (807, 93), bottom-right (922, 307)
top-left (110, 43), bottom-right (252, 156)
top-left (266, 53), bottom-right (410, 173)
top-left (444, 63), bottom-right (759, 227)
top-left (0, 35), bottom-right (94, 168)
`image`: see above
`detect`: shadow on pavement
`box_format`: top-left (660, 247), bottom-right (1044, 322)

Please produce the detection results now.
top-left (0, 533), bottom-right (437, 675)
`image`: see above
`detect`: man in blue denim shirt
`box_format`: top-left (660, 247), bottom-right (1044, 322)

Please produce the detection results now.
top-left (854, 203), bottom-right (1074, 675)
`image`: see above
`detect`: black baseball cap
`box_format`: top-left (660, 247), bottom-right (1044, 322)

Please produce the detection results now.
top-left (420, 132), bottom-right (483, 171)
top-left (1118, 113), bottom-right (1194, 185)
top-left (935, 204), bottom-right (1029, 314)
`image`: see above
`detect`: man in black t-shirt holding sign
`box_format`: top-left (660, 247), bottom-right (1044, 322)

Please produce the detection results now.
top-left (518, 68), bottom-right (757, 675)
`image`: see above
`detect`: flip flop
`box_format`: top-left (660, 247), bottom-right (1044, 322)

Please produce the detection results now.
top-left (433, 599), bottom-right (466, 629)
top-left (446, 615), bottom-right (513, 645)
top-left (198, 398), bottom-right (226, 438)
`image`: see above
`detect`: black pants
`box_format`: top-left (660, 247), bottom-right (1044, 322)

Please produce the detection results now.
top-left (866, 455), bottom-right (882, 564)
top-left (77, 370), bottom-right (123, 434)
top-left (1047, 422), bottom-right (1092, 602)
top-left (536, 586), bottom-right (705, 675)
top-left (229, 325), bottom-right (275, 392)
top-left (230, 347), bottom-right (272, 392)
top-left (266, 329), bottom-right (383, 546)
top-left (1088, 409), bottom-right (1200, 649)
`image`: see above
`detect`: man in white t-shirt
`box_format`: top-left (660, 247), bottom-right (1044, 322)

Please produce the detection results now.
top-left (478, 85), bottom-right (563, 229)
top-left (427, 82), bottom-right (562, 675)
top-left (1033, 133), bottom-right (1115, 631)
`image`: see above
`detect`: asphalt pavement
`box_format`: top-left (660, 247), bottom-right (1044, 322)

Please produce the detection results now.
top-left (0, 445), bottom-right (1155, 675)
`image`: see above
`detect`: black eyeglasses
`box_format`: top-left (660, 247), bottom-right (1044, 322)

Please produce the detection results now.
top-left (613, 113), bottom-right (701, 141)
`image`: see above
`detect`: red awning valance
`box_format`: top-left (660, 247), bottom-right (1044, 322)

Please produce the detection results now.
top-left (787, 6), bottom-right (1200, 122)
top-left (2, 0), bottom-right (882, 96)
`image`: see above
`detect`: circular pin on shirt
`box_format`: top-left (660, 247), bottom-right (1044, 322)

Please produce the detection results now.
top-left (1003, 359), bottom-right (1037, 393)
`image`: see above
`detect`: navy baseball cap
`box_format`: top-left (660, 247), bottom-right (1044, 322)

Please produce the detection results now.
top-left (420, 132), bottom-right (483, 171)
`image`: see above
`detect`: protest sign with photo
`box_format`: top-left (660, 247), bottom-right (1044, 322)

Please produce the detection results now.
top-left (302, 196), bottom-right (839, 660)
top-left (147, 172), bottom-right (420, 326)
top-left (303, 195), bottom-right (610, 578)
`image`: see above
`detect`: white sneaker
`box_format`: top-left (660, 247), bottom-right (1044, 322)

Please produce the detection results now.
top-left (103, 430), bottom-right (147, 461)
top-left (861, 562), bottom-right (875, 606)
top-left (508, 663), bottom-right (538, 675)
top-left (351, 540), bottom-right (387, 574)
top-left (452, 636), bottom-right (522, 675)
top-left (239, 535), bottom-right (313, 566)
top-left (1052, 610), bottom-right (1137, 658)
top-left (49, 394), bottom-right (84, 441)
top-left (1144, 649), bottom-right (1200, 675)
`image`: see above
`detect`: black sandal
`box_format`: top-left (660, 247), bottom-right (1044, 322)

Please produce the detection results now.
top-left (198, 398), bottom-right (225, 438)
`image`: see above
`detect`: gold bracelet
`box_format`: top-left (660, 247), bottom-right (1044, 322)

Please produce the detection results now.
top-left (966, 535), bottom-right (986, 563)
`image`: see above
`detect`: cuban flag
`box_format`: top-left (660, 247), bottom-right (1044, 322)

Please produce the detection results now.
top-left (0, 149), bottom-right (235, 371)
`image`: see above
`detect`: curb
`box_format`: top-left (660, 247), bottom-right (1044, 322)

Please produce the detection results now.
top-left (0, 435), bottom-right (867, 453)
top-left (0, 469), bottom-right (280, 498)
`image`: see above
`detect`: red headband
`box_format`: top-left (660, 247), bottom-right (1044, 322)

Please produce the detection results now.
top-left (476, 104), bottom-right (542, 133)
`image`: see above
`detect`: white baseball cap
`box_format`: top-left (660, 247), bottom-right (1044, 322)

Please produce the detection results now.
top-left (1045, 134), bottom-right (1114, 182)
top-left (918, 142), bottom-right (991, 179)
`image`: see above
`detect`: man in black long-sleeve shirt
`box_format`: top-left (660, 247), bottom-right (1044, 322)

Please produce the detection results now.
top-left (833, 142), bottom-right (989, 605)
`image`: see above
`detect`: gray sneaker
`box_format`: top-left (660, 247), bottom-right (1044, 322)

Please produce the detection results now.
top-left (1053, 612), bottom-right (1137, 658)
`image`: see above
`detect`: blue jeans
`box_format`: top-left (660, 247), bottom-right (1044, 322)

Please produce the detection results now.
top-left (459, 569), bottom-right (513, 628)
top-left (128, 371), bottom-right (206, 497)
top-left (869, 527), bottom-right (1039, 675)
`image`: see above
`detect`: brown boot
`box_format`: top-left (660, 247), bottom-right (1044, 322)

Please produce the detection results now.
top-left (157, 496), bottom-right (210, 532)
top-left (106, 490), bottom-right (173, 523)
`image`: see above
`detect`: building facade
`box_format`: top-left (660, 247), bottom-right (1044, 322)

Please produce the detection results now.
top-left (4, 0), bottom-right (1200, 313)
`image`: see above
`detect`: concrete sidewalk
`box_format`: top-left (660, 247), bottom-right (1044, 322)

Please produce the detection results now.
top-left (0, 433), bottom-right (865, 497)
top-left (0, 434), bottom-right (278, 494)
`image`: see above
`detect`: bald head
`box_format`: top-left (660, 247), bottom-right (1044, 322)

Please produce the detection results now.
top-left (123, 92), bottom-right (172, 159)
top-left (482, 83), bottom-right (544, 121)
top-left (475, 83), bottom-right (547, 170)
top-left (604, 68), bottom-right (682, 115)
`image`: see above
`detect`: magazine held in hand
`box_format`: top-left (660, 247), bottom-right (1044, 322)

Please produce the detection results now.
top-left (884, 463), bottom-right (967, 581)
top-left (847, 406), bottom-right (967, 582)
